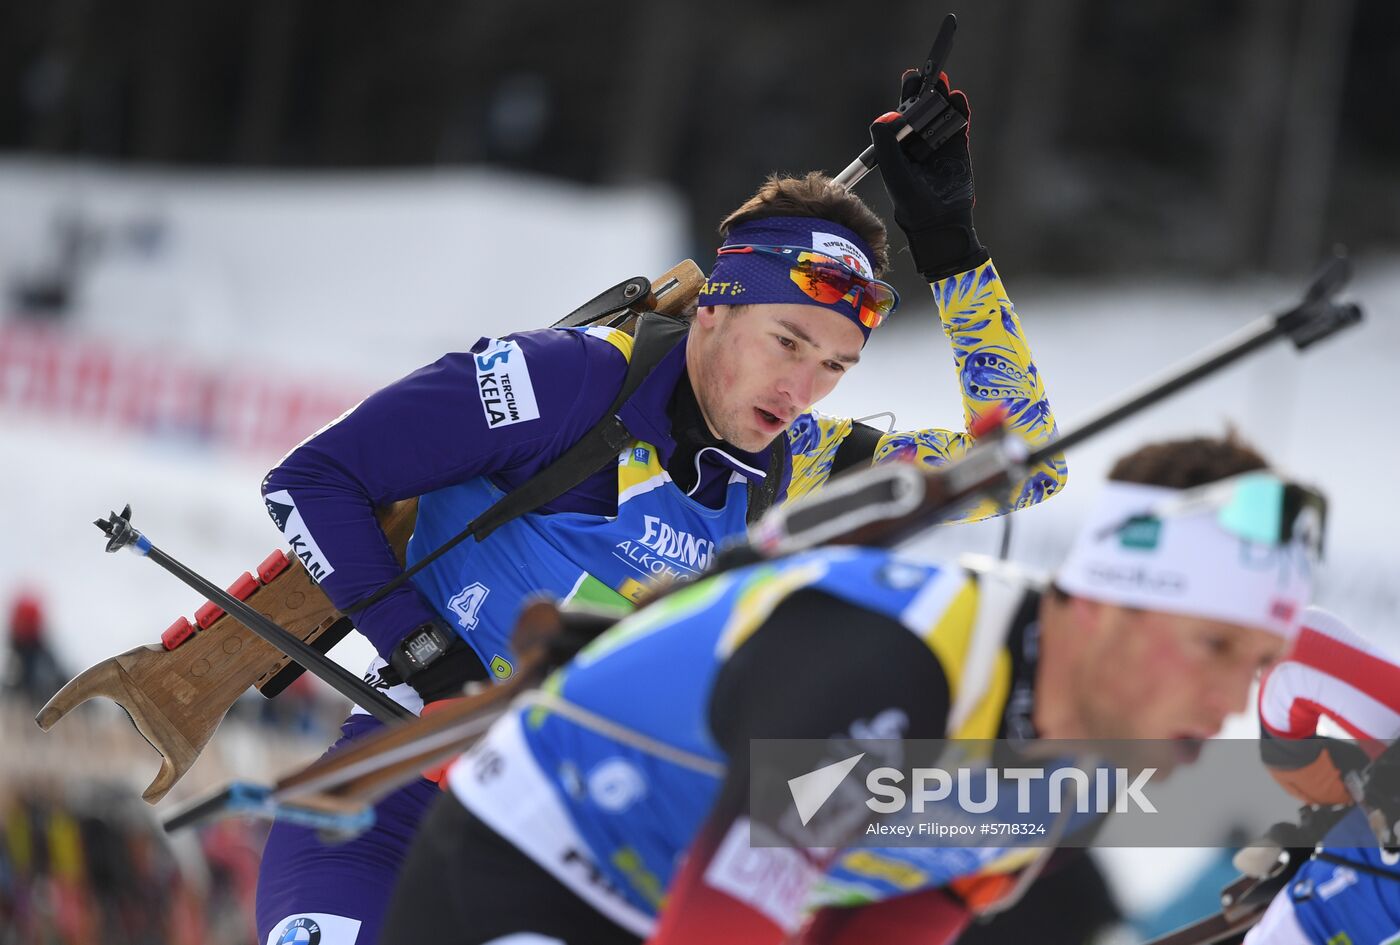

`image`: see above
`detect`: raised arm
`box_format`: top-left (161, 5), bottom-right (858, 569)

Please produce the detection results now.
top-left (873, 259), bottom-right (1065, 521)
top-left (786, 74), bottom-right (1066, 519)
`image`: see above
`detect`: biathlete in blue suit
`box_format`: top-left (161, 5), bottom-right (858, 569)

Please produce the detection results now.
top-left (255, 74), bottom-right (1067, 944)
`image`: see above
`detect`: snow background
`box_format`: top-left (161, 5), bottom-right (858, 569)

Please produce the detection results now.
top-left (1, 156), bottom-right (1396, 919)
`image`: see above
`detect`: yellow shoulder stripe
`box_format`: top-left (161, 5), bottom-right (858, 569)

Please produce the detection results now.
top-left (584, 325), bottom-right (635, 361)
top-left (920, 578), bottom-right (979, 696)
top-left (949, 649), bottom-right (1011, 740)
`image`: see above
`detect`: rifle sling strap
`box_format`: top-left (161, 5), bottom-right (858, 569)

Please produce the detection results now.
top-left (552, 275), bottom-right (653, 330)
top-left (831, 419), bottom-right (885, 475)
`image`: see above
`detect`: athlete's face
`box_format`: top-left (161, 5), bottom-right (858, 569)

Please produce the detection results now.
top-left (686, 303), bottom-right (864, 452)
top-left (1065, 598), bottom-right (1287, 742)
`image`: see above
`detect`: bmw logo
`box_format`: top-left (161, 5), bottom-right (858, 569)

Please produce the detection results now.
top-left (277, 917), bottom-right (322, 945)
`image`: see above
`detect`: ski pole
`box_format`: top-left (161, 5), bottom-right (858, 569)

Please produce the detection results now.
top-left (161, 782), bottom-right (375, 837)
top-left (1022, 252), bottom-right (1361, 467)
top-left (94, 505), bottom-right (411, 724)
top-left (833, 13), bottom-right (965, 189)
top-left (744, 252), bottom-right (1362, 559)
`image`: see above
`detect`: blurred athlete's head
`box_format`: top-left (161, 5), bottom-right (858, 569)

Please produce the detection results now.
top-left (687, 173), bottom-right (891, 452)
top-left (1037, 433), bottom-right (1325, 743)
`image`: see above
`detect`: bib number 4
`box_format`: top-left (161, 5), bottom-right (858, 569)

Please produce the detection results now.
top-left (448, 582), bottom-right (490, 631)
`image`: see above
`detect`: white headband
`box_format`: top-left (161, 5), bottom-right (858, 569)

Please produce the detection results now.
top-left (1056, 481), bottom-right (1314, 639)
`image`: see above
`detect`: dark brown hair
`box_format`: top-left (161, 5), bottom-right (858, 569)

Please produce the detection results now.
top-left (1106, 430), bottom-right (1269, 489)
top-left (719, 172), bottom-right (890, 277)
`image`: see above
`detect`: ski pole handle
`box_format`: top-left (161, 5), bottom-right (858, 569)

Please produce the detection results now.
top-left (833, 127), bottom-right (922, 190)
top-left (833, 13), bottom-right (963, 190)
top-left (94, 505), bottom-right (412, 724)
top-left (834, 88), bottom-right (967, 189)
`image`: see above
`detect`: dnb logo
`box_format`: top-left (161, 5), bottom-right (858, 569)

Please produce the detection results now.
top-left (276, 917), bottom-right (321, 945)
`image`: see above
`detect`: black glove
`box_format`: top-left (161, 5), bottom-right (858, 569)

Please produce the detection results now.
top-left (1259, 728), bottom-right (1370, 806)
top-left (870, 71), bottom-right (989, 281)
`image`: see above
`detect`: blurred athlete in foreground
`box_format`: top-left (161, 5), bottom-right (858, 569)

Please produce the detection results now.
top-left (381, 433), bottom-right (1322, 945)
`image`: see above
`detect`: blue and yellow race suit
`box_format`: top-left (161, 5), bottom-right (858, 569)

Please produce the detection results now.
top-left (446, 547), bottom-right (1051, 938)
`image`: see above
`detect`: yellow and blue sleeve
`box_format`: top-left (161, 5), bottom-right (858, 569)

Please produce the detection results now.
top-left (785, 259), bottom-right (1066, 522)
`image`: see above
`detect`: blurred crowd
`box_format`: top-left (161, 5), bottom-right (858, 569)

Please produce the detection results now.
top-left (0, 590), bottom-right (344, 943)
top-left (2, 593), bottom-right (66, 709)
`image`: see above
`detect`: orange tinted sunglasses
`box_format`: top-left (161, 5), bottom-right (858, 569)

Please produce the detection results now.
top-left (716, 243), bottom-right (899, 329)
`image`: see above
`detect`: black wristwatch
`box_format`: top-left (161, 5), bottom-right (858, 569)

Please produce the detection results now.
top-left (389, 621), bottom-right (456, 681)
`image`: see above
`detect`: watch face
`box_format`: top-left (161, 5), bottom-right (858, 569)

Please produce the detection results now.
top-left (406, 631), bottom-right (444, 665)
